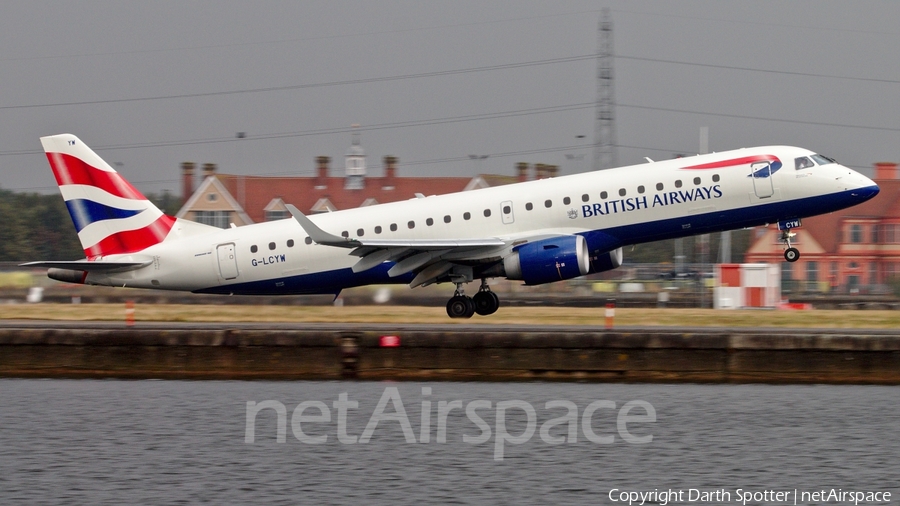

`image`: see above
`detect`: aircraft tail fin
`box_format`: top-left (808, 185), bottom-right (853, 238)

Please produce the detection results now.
top-left (40, 134), bottom-right (176, 259)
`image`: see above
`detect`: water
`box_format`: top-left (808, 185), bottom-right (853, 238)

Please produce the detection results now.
top-left (1, 380), bottom-right (897, 505)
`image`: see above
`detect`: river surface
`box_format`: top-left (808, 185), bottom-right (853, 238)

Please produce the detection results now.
top-left (1, 380), bottom-right (897, 505)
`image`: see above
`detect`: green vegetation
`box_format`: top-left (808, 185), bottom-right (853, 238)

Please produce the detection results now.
top-left (0, 188), bottom-right (82, 261)
top-left (0, 188), bottom-right (180, 262)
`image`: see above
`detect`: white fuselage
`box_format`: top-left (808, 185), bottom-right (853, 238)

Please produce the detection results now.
top-left (85, 146), bottom-right (877, 295)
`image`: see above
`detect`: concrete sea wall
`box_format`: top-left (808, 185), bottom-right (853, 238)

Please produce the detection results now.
top-left (0, 325), bottom-right (898, 384)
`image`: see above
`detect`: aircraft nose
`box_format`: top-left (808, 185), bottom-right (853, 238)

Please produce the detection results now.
top-left (849, 172), bottom-right (879, 201)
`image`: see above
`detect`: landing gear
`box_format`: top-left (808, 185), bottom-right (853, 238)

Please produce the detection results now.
top-left (473, 281), bottom-right (500, 316)
top-left (780, 230), bottom-right (800, 262)
top-left (446, 280), bottom-right (500, 318)
top-left (446, 293), bottom-right (475, 319)
top-left (784, 247), bottom-right (800, 262)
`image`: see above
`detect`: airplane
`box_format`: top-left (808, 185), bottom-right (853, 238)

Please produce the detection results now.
top-left (23, 133), bottom-right (879, 318)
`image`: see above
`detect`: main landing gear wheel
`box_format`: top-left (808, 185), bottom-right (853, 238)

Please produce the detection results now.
top-left (473, 290), bottom-right (500, 316)
top-left (446, 295), bottom-right (475, 319)
top-left (784, 247), bottom-right (800, 262)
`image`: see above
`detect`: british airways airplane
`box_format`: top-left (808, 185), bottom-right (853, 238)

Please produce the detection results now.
top-left (24, 134), bottom-right (879, 318)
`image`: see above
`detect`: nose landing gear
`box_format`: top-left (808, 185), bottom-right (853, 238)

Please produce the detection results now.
top-left (446, 279), bottom-right (500, 318)
top-left (781, 230), bottom-right (800, 262)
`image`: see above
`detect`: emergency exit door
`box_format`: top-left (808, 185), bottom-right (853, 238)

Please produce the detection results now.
top-left (750, 162), bottom-right (775, 199)
top-left (216, 243), bottom-right (239, 280)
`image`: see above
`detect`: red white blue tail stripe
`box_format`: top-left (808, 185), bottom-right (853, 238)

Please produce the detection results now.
top-left (40, 134), bottom-right (175, 258)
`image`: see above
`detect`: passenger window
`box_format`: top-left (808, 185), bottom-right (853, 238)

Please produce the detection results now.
top-left (656, 183), bottom-right (664, 191)
top-left (357, 228), bottom-right (364, 237)
top-left (390, 223), bottom-right (398, 232)
top-left (304, 237), bottom-right (312, 245)
top-left (341, 231), bottom-right (349, 238)
top-left (426, 218), bottom-right (434, 226)
top-left (712, 174), bottom-right (720, 182)
top-left (444, 215), bottom-right (451, 223)
top-left (250, 245), bottom-right (258, 253)
top-left (463, 212), bottom-right (471, 220)
top-left (525, 202), bottom-right (533, 211)
top-left (637, 186), bottom-right (645, 194)
top-left (484, 209), bottom-right (491, 217)
top-left (693, 177), bottom-right (701, 185)
top-left (795, 157), bottom-right (814, 170)
top-left (582, 194), bottom-right (589, 202)
top-left (503, 205), bottom-right (511, 214)
top-left (600, 191), bottom-right (608, 199)
top-left (563, 197), bottom-right (571, 205)
top-left (675, 180), bottom-right (683, 188)
top-left (544, 200), bottom-right (552, 208)
top-left (618, 188), bottom-right (626, 197)
top-left (287, 239), bottom-right (294, 247)
top-left (268, 242), bottom-right (276, 250)
top-left (408, 221), bottom-right (415, 229)
top-left (375, 226), bottom-right (382, 234)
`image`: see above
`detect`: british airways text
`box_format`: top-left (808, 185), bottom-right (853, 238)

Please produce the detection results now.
top-left (582, 185), bottom-right (722, 218)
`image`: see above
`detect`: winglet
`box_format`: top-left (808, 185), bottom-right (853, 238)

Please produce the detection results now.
top-left (285, 204), bottom-right (361, 248)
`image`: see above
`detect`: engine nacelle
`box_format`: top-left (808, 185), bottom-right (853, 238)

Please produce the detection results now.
top-left (503, 235), bottom-right (590, 285)
top-left (590, 247), bottom-right (623, 274)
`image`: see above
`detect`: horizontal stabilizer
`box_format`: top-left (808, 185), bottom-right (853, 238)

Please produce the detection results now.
top-left (19, 260), bottom-right (152, 273)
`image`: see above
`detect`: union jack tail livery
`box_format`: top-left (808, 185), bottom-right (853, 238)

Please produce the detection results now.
top-left (40, 134), bottom-right (176, 259)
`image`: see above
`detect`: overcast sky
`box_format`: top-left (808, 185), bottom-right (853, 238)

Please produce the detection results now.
top-left (2, 1), bottom-right (898, 196)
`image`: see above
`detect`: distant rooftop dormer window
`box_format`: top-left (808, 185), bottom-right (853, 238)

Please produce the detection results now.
top-left (265, 210), bottom-right (289, 221)
top-left (195, 210), bottom-right (230, 229)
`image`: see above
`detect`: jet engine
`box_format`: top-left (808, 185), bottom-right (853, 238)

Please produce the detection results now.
top-left (503, 235), bottom-right (590, 285)
top-left (590, 247), bottom-right (623, 274)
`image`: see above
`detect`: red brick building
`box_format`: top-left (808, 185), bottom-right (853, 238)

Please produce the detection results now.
top-left (176, 134), bottom-right (537, 228)
top-left (744, 162), bottom-right (900, 293)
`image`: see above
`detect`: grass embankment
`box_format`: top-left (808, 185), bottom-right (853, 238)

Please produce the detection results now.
top-left (2, 304), bottom-right (900, 328)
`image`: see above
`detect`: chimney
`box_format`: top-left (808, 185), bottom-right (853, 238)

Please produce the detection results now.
top-left (874, 162), bottom-right (897, 180)
top-left (181, 162), bottom-right (195, 204)
top-left (202, 163), bottom-right (216, 179)
top-left (383, 156), bottom-right (397, 190)
top-left (516, 162), bottom-right (528, 182)
top-left (315, 156), bottom-right (330, 189)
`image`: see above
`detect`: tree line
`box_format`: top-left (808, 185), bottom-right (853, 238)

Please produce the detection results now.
top-left (0, 188), bottom-right (180, 262)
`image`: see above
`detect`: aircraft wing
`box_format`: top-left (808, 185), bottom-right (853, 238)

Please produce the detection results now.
top-left (286, 204), bottom-right (509, 287)
top-left (19, 260), bottom-right (152, 273)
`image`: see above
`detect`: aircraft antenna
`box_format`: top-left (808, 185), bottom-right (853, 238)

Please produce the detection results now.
top-left (593, 9), bottom-right (617, 171)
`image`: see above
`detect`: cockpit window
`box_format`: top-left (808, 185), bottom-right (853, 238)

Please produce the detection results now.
top-left (811, 154), bottom-right (836, 165)
top-left (795, 156), bottom-right (814, 170)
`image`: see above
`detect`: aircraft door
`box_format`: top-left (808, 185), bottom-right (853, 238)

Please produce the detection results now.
top-left (500, 200), bottom-right (514, 224)
top-left (750, 162), bottom-right (775, 199)
top-left (216, 243), bottom-right (239, 280)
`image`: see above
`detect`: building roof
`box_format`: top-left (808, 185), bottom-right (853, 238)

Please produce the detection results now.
top-left (204, 174), bottom-right (479, 223)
